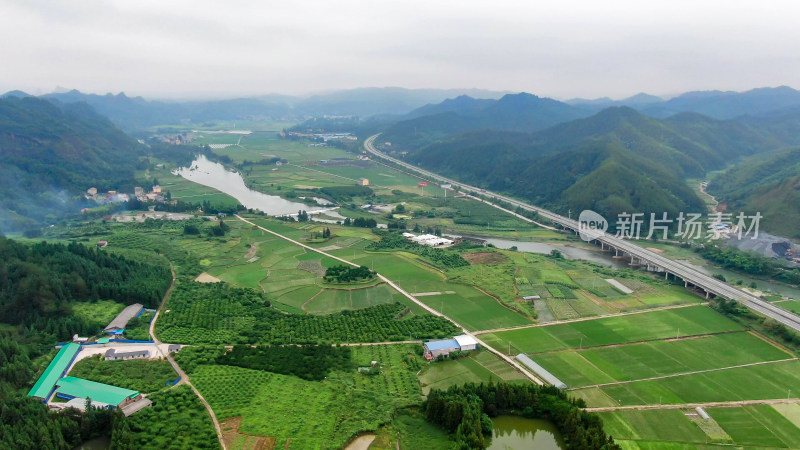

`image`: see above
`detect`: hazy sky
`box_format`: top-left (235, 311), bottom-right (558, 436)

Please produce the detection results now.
top-left (2, 0), bottom-right (799, 100)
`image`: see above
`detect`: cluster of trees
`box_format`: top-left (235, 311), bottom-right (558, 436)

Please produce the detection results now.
top-left (216, 345), bottom-right (352, 381)
top-left (695, 245), bottom-right (772, 275)
top-left (696, 244), bottom-right (800, 285)
top-left (324, 265), bottom-right (375, 283)
top-left (129, 198), bottom-right (245, 217)
top-left (0, 237), bottom-right (171, 338)
top-left (343, 217), bottom-right (378, 228)
top-left (368, 231), bottom-right (470, 269)
top-left (424, 382), bottom-right (619, 449)
top-left (184, 219), bottom-right (230, 237)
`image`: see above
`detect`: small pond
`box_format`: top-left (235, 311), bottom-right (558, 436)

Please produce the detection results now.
top-left (487, 416), bottom-right (565, 450)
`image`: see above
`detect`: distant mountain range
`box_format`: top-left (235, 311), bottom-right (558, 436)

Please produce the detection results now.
top-left (2, 87), bottom-right (509, 131)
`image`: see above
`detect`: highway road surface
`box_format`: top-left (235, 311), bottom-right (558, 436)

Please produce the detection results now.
top-left (363, 134), bottom-right (800, 332)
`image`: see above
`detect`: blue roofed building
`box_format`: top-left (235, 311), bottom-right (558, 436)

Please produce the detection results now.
top-left (423, 338), bottom-right (461, 360)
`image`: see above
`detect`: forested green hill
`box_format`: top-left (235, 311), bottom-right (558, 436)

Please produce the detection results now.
top-left (0, 237), bottom-right (171, 339)
top-left (0, 96), bottom-right (146, 231)
top-left (402, 107), bottom-right (800, 224)
top-left (380, 93), bottom-right (589, 149)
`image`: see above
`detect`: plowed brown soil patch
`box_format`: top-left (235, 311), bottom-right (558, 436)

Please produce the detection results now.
top-left (220, 416), bottom-right (275, 450)
top-left (462, 252), bottom-right (508, 265)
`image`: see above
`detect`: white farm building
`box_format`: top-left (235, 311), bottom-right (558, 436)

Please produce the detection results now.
top-left (454, 334), bottom-right (479, 351)
top-left (407, 233), bottom-right (454, 247)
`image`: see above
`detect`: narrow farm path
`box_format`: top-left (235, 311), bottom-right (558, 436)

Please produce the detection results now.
top-left (585, 397), bottom-right (800, 412)
top-left (473, 302), bottom-right (709, 335)
top-left (235, 214), bottom-right (544, 385)
top-left (568, 357), bottom-right (799, 391)
top-left (149, 264), bottom-right (228, 450)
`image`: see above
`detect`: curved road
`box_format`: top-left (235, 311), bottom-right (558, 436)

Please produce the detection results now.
top-left (363, 134), bottom-right (800, 332)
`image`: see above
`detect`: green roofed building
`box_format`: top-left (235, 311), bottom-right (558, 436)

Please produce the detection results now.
top-left (54, 376), bottom-right (141, 408)
top-left (27, 343), bottom-right (81, 401)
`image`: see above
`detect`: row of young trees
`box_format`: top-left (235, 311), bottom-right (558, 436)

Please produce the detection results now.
top-left (424, 382), bottom-right (619, 449)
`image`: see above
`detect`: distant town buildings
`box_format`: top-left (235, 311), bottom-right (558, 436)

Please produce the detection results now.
top-left (359, 178), bottom-right (370, 186)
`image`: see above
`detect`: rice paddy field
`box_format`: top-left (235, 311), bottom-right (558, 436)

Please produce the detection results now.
top-left (531, 331), bottom-right (793, 388)
top-left (572, 359), bottom-right (800, 407)
top-left (479, 305), bottom-right (744, 354)
top-left (600, 404), bottom-right (800, 449)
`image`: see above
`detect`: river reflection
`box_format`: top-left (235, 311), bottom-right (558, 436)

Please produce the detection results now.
top-left (173, 155), bottom-right (338, 216)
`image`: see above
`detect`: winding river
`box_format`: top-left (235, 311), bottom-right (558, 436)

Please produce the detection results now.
top-left (173, 155), bottom-right (339, 217)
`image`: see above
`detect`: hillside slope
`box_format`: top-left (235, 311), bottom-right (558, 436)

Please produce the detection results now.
top-left (0, 96), bottom-right (146, 231)
top-left (708, 148), bottom-right (800, 238)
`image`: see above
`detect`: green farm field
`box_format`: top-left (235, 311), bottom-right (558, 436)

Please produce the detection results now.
top-left (778, 300), bottom-right (800, 315)
top-left (532, 332), bottom-right (792, 387)
top-left (598, 409), bottom-right (710, 445)
top-left (707, 404), bottom-right (800, 448)
top-left (479, 306), bottom-right (744, 355)
top-left (418, 350), bottom-right (529, 394)
top-left (572, 359), bottom-right (800, 407)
